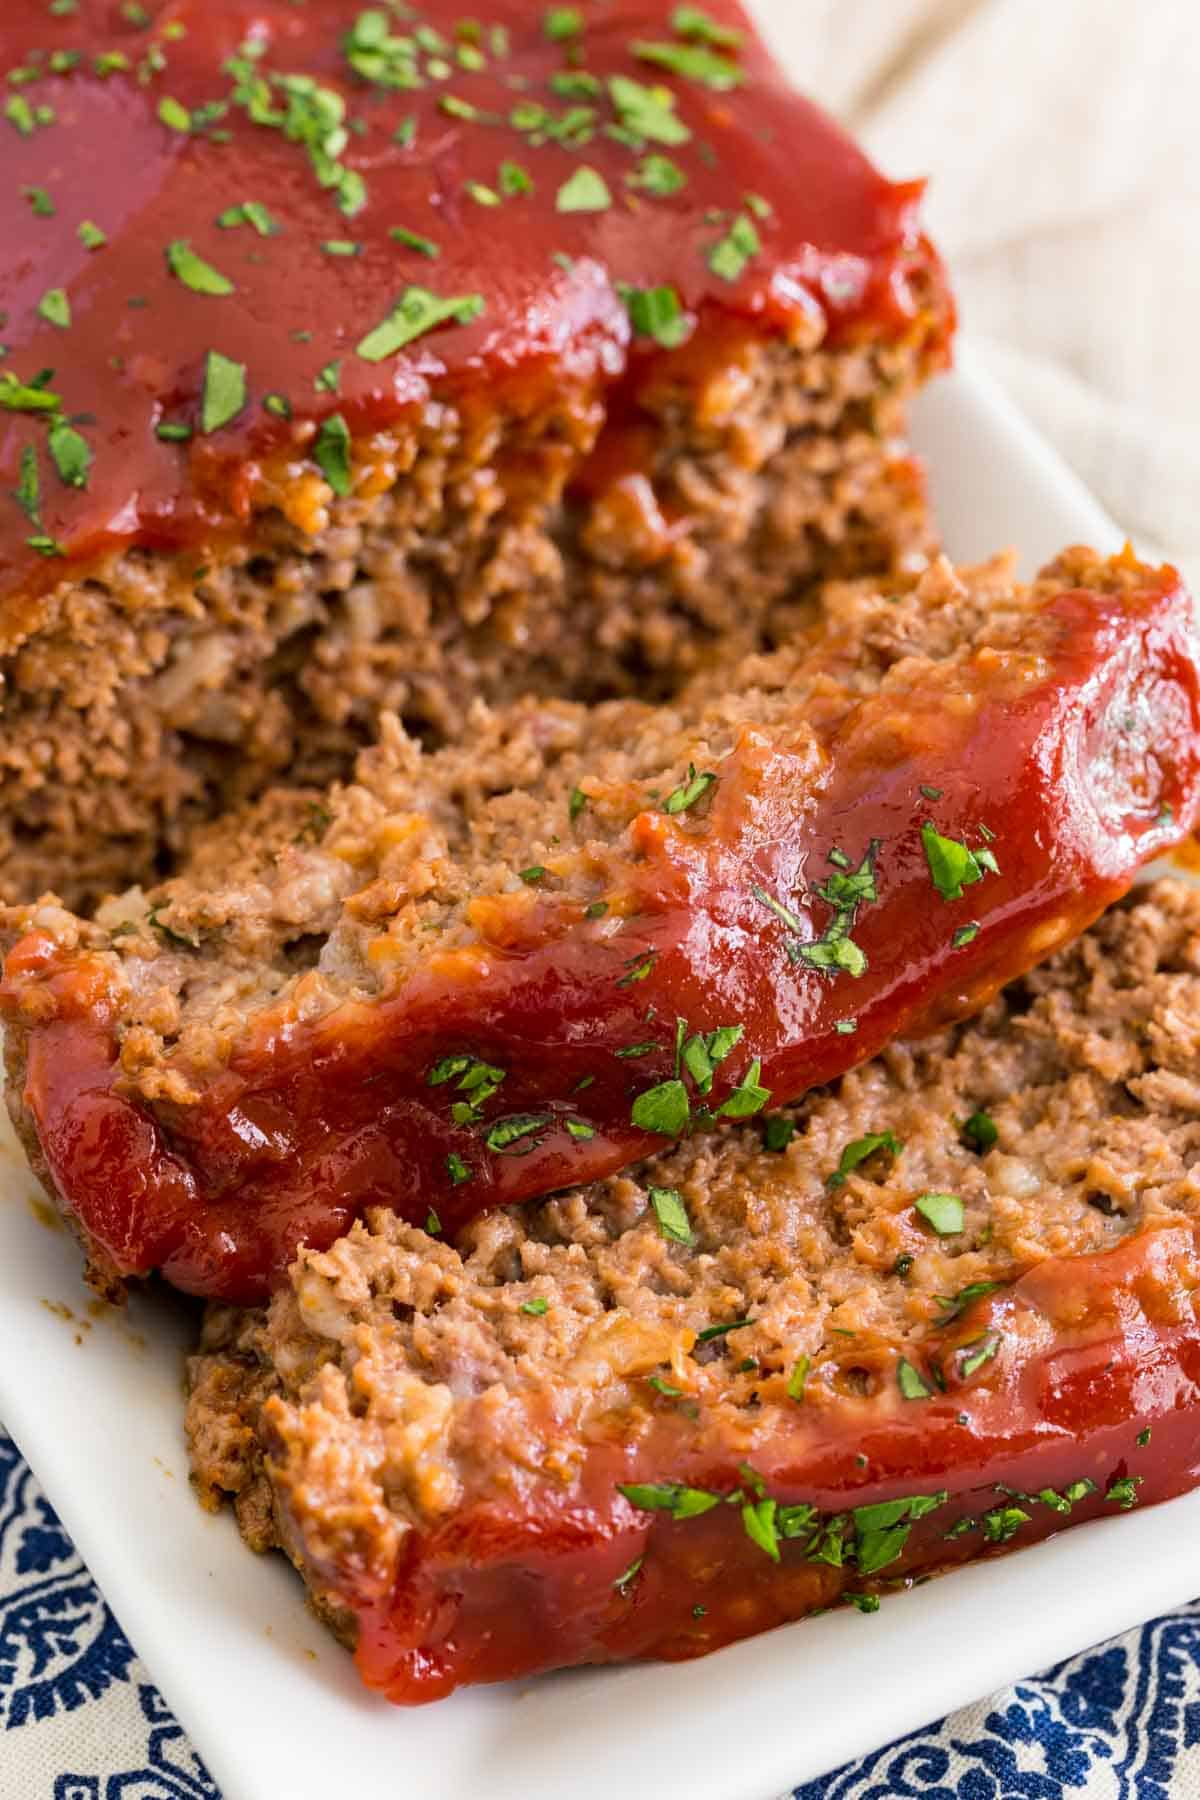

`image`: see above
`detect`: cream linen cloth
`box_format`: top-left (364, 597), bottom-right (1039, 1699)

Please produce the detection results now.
top-left (765, 0), bottom-right (1200, 574)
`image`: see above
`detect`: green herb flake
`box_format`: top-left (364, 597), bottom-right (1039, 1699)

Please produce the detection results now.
top-left (544, 6), bottom-right (584, 40)
top-left (915, 1192), bottom-right (965, 1236)
top-left (695, 1317), bottom-right (752, 1345)
top-left (166, 240), bottom-right (235, 297)
top-left (764, 1115), bottom-right (794, 1154)
top-left (158, 95), bottom-right (192, 133)
top-left (47, 419), bottom-right (91, 489)
top-left (633, 39), bottom-right (745, 90)
top-left (565, 1118), bottom-right (595, 1140)
top-left (621, 284), bottom-right (692, 350)
top-left (465, 180), bottom-right (501, 208)
top-left (828, 1131), bottom-right (902, 1191)
top-left (619, 1480), bottom-right (720, 1520)
top-left (155, 421), bottom-right (192, 442)
top-left (356, 286), bottom-right (485, 360)
top-left (718, 1058), bottom-right (770, 1119)
top-left (569, 785), bottom-right (588, 821)
top-left (849, 1592), bottom-right (881, 1614)
top-left (321, 238), bottom-right (361, 257)
top-left (200, 351), bottom-right (248, 434)
top-left (499, 160), bottom-right (534, 195)
top-left (631, 1078), bottom-right (690, 1138)
top-left (520, 1296), bottom-right (549, 1317)
top-left (77, 219), bottom-right (107, 250)
top-left (626, 153), bottom-right (687, 195)
top-left (787, 1354), bottom-right (810, 1402)
top-left (961, 1111), bottom-right (999, 1154)
top-left (608, 73), bottom-right (691, 147)
top-left (936, 1281), bottom-right (1004, 1327)
top-left (389, 224), bottom-right (439, 258)
top-left (708, 213), bottom-right (760, 281)
top-left (262, 393), bottom-right (291, 420)
top-left (446, 1151), bottom-right (472, 1186)
top-left (37, 288), bottom-right (71, 329)
top-left (958, 1333), bottom-right (1000, 1379)
top-left (585, 900), bottom-right (608, 920)
top-left (486, 1113), bottom-right (552, 1154)
top-left (982, 1504), bottom-right (1030, 1544)
top-left (424, 1208), bottom-right (442, 1235)
top-left (649, 1185), bottom-right (694, 1246)
top-left (313, 414), bottom-right (353, 496)
top-left (217, 201), bottom-right (278, 236)
top-left (671, 5), bottom-right (744, 46)
top-left (22, 186), bottom-right (55, 218)
top-left (556, 166), bottom-right (612, 213)
top-left (921, 821), bottom-right (994, 903)
top-left (617, 950), bottom-right (657, 988)
top-left (742, 1496), bottom-right (780, 1561)
top-left (897, 1358), bottom-right (931, 1400)
top-left (1105, 1475), bottom-right (1144, 1510)
top-left (394, 116), bottom-right (417, 147)
top-left (1138, 1426), bottom-right (1152, 1447)
top-left (953, 922), bottom-right (981, 950)
top-left (662, 762), bottom-right (715, 813)
top-left (13, 445), bottom-right (39, 523)
top-left (1064, 1479), bottom-right (1097, 1504)
top-left (613, 1555), bottom-right (643, 1596)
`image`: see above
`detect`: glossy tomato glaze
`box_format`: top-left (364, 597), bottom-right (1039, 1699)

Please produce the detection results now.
top-left (0, 0), bottom-right (951, 616)
top-left (334, 1224), bottom-right (1200, 1701)
top-left (4, 566), bottom-right (1200, 1301)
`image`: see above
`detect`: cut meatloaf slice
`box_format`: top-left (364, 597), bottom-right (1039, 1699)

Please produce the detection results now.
top-left (4, 547), bottom-right (1200, 1304)
top-left (0, 0), bottom-right (952, 907)
top-left (187, 878), bottom-right (1200, 1703)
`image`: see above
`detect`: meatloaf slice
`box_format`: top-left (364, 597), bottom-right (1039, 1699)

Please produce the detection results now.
top-left (187, 878), bottom-right (1200, 1703)
top-left (0, 0), bottom-right (951, 906)
top-left (4, 547), bottom-right (1200, 1303)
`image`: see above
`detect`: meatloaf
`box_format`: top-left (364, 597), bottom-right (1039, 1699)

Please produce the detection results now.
top-left (0, 0), bottom-right (952, 907)
top-left (186, 877), bottom-right (1200, 1702)
top-left (4, 546), bottom-right (1200, 1304)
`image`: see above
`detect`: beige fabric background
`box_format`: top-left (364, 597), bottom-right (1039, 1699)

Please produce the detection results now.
top-left (764, 0), bottom-right (1200, 573)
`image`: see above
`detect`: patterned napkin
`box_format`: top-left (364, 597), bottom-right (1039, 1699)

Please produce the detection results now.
top-left (4, 1422), bottom-right (1200, 1799)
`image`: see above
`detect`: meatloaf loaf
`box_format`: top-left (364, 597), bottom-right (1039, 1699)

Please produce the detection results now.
top-left (187, 877), bottom-right (1200, 1703)
top-left (2, 547), bottom-right (1200, 1310)
top-left (0, 0), bottom-right (952, 907)
top-left (6, 548), bottom-right (1200, 1304)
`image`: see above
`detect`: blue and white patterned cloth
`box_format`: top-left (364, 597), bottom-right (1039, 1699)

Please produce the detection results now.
top-left (4, 1426), bottom-right (1200, 1799)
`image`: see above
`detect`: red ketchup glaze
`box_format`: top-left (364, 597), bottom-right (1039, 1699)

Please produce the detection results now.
top-left (342, 1224), bottom-right (1200, 1701)
top-left (0, 0), bottom-right (951, 611)
top-left (4, 566), bottom-right (1200, 1301)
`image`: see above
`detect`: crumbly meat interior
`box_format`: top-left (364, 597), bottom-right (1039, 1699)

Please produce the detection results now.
top-left (187, 878), bottom-right (1200, 1558)
top-left (9, 545), bottom-right (1141, 1108)
top-left (0, 328), bottom-right (935, 910)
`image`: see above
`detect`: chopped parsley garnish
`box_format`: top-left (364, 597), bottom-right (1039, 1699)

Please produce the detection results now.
top-left (77, 220), bottom-right (107, 250)
top-left (218, 201), bottom-right (278, 236)
top-left (961, 1111), bottom-right (999, 1153)
top-left (47, 419), bottom-right (91, 489)
top-left (608, 74), bottom-right (691, 147)
top-left (1105, 1476), bottom-right (1143, 1510)
top-left (647, 1374), bottom-right (682, 1397)
top-left (893, 1253), bottom-right (914, 1278)
top-left (556, 166), bottom-right (613, 213)
top-left (764, 1115), bottom-right (794, 1153)
top-left (619, 1481), bottom-right (720, 1520)
top-left (662, 763), bottom-right (716, 814)
top-left (313, 415), bottom-right (352, 495)
top-left (158, 95), bottom-right (192, 133)
top-left (356, 287), bottom-right (484, 360)
top-left (633, 39), bottom-right (744, 90)
top-left (708, 213), bottom-right (760, 281)
top-left (787, 1354), bottom-right (810, 1401)
top-left (499, 160), bottom-right (534, 195)
top-left (613, 1556), bottom-right (643, 1596)
top-left (620, 285), bottom-right (692, 349)
top-left (389, 225), bottom-right (440, 258)
top-left (617, 950), bottom-right (657, 987)
top-left (465, 180), bottom-right (501, 208)
top-left (718, 1058), bottom-right (770, 1119)
top-left (695, 1316), bottom-right (751, 1343)
top-left (958, 1333), bottom-right (1000, 1379)
top-left (982, 1504), bottom-right (1029, 1544)
top-left (565, 1118), bottom-right (595, 1139)
top-left (166, 239), bottom-right (236, 297)
top-left (827, 1130), bottom-right (902, 1190)
top-left (200, 351), bottom-right (247, 434)
top-left (519, 865), bottom-right (546, 884)
top-left (569, 786), bottom-right (588, 821)
top-left (953, 923), bottom-right (980, 949)
top-left (156, 422), bottom-right (192, 442)
top-left (742, 1496), bottom-right (780, 1561)
top-left (671, 6), bottom-right (744, 46)
top-left (520, 1296), bottom-right (550, 1317)
top-left (915, 1192), bottom-right (964, 1236)
top-left (321, 238), bottom-right (361, 256)
top-left (485, 1113), bottom-right (552, 1154)
top-left (921, 822), bottom-right (996, 902)
top-left (13, 446), bottom-right (39, 523)
top-left (37, 289), bottom-right (71, 330)
top-left (849, 1593), bottom-right (881, 1614)
top-left (649, 1185), bottom-right (694, 1246)
top-left (935, 1281), bottom-right (1004, 1326)
top-left (544, 6), bottom-right (584, 40)
top-left (425, 1208), bottom-right (442, 1235)
top-left (1137, 1426), bottom-right (1152, 1447)
top-left (897, 1358), bottom-right (931, 1400)
top-left (631, 1078), bottom-right (690, 1137)
top-left (627, 153), bottom-right (687, 194)
top-left (446, 1152), bottom-right (472, 1186)
top-left (22, 186), bottom-right (54, 218)
top-left (315, 360), bottom-right (342, 394)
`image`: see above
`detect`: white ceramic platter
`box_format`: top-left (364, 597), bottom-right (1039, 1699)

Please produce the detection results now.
top-left (0, 19), bottom-right (1188, 1787)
